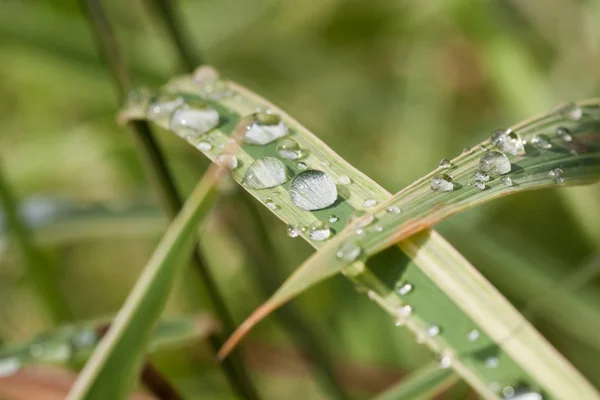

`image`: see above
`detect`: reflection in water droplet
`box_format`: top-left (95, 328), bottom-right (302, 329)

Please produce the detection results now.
top-left (241, 112), bottom-right (288, 145)
top-left (549, 168), bottom-right (564, 183)
top-left (491, 129), bottom-right (525, 156)
top-left (426, 325), bottom-right (440, 337)
top-left (147, 93), bottom-right (184, 123)
top-left (170, 102), bottom-right (220, 138)
top-left (0, 358), bottom-right (20, 377)
top-left (439, 159), bottom-right (451, 169)
top-left (215, 152), bottom-right (238, 170)
top-left (242, 157), bottom-right (290, 190)
top-left (277, 138), bottom-right (306, 160)
top-left (297, 161), bottom-right (308, 170)
top-left (336, 241), bottom-right (362, 262)
top-left (329, 215), bottom-right (338, 223)
top-left (556, 127), bottom-right (573, 142)
top-left (467, 329), bottom-right (480, 342)
top-left (394, 281), bottom-right (413, 296)
top-left (197, 141), bottom-right (212, 151)
top-left (501, 176), bottom-right (513, 186)
top-left (555, 102), bottom-right (582, 120)
top-left (474, 170), bottom-right (490, 182)
top-left (289, 170), bottom-right (337, 211)
top-left (386, 206), bottom-right (401, 214)
top-left (337, 175), bottom-right (352, 185)
top-left (474, 181), bottom-right (486, 190)
top-left (531, 134), bottom-right (552, 149)
top-left (479, 151), bottom-right (511, 177)
top-left (485, 357), bottom-right (499, 368)
top-left (287, 224), bottom-right (300, 238)
top-left (364, 199), bottom-right (378, 207)
top-left (431, 174), bottom-right (454, 192)
top-left (309, 224), bottom-right (332, 241)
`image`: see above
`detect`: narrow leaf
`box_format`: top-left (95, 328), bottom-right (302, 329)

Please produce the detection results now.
top-left (373, 362), bottom-right (457, 400)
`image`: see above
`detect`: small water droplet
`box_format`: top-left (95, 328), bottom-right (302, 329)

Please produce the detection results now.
top-left (277, 138), bottom-right (306, 160)
top-left (503, 387), bottom-right (515, 398)
top-left (337, 175), bottom-right (352, 185)
top-left (501, 176), bottom-right (513, 186)
top-left (473, 170), bottom-right (490, 182)
top-left (215, 152), bottom-right (238, 170)
top-left (170, 101), bottom-right (220, 138)
top-left (364, 199), bottom-right (378, 207)
top-left (321, 160), bottom-right (331, 167)
top-left (297, 161), bottom-right (308, 170)
top-left (474, 181), bottom-right (486, 190)
top-left (505, 389), bottom-right (543, 400)
top-left (479, 151), bottom-right (511, 177)
top-left (147, 93), bottom-right (184, 124)
top-left (440, 354), bottom-right (453, 369)
top-left (554, 102), bottom-right (582, 120)
top-left (0, 358), bottom-right (20, 377)
top-left (386, 206), bottom-right (401, 214)
top-left (336, 241), bottom-right (362, 262)
top-left (350, 211), bottom-right (375, 228)
top-left (242, 157), bottom-right (290, 189)
top-left (467, 329), bottom-right (480, 342)
top-left (287, 224), bottom-right (300, 238)
top-left (556, 127), bottom-right (573, 142)
top-left (239, 112), bottom-right (288, 145)
top-left (549, 168), bottom-right (564, 183)
top-left (355, 228), bottom-right (365, 236)
top-left (531, 134), bottom-right (552, 149)
top-left (398, 305), bottom-right (413, 317)
top-left (265, 198), bottom-right (278, 210)
top-left (373, 225), bottom-right (383, 232)
top-left (309, 223), bottom-right (332, 241)
top-left (439, 158), bottom-right (451, 169)
top-left (485, 356), bottom-right (499, 368)
top-left (430, 174), bottom-right (454, 192)
top-left (328, 215), bottom-right (338, 223)
top-left (426, 325), bottom-right (440, 337)
top-left (197, 141), bottom-right (212, 151)
top-left (463, 147), bottom-right (472, 154)
top-left (289, 170), bottom-right (338, 211)
top-left (491, 129), bottom-right (525, 156)
top-left (394, 281), bottom-right (413, 296)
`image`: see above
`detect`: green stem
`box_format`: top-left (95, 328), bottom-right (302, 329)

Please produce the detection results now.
top-left (78, 1), bottom-right (261, 399)
top-left (0, 160), bottom-right (70, 323)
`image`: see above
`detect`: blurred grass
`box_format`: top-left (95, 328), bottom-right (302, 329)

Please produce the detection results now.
top-left (0, 0), bottom-right (599, 398)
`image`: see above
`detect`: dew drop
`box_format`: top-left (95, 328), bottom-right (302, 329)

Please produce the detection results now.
top-left (170, 101), bottom-right (220, 138)
top-left (386, 206), bottom-right (401, 214)
top-left (479, 151), bottom-right (511, 177)
top-left (556, 127), bottom-right (573, 142)
top-left (398, 305), bottom-right (413, 317)
top-left (197, 141), bottom-right (212, 152)
top-left (309, 224), bottom-right (332, 241)
top-left (242, 157), bottom-right (290, 190)
top-left (467, 329), bottom-right (480, 342)
top-left (336, 241), bottom-right (362, 262)
top-left (287, 224), bottom-right (300, 238)
top-left (329, 215), bottom-right (338, 223)
top-left (426, 325), bottom-right (441, 337)
top-left (473, 170), bottom-right (490, 182)
top-left (549, 168), bottom-right (564, 183)
top-left (215, 152), bottom-right (238, 170)
top-left (491, 129), bottom-right (525, 156)
top-left (350, 211), bottom-right (375, 228)
top-left (485, 357), bottom-right (499, 368)
top-left (501, 176), bottom-right (513, 186)
top-left (265, 198), bottom-right (278, 210)
top-left (364, 199), bottom-right (378, 207)
top-left (240, 112), bottom-right (288, 145)
top-left (0, 358), bottom-right (20, 377)
top-left (505, 389), bottom-right (543, 400)
top-left (373, 225), bottom-right (383, 232)
top-left (289, 170), bottom-right (337, 211)
top-left (440, 354), bottom-right (453, 369)
top-left (355, 228), bottom-right (365, 236)
top-left (439, 158), bottom-right (451, 169)
top-left (277, 138), bottom-right (306, 160)
top-left (503, 387), bottom-right (515, 398)
top-left (430, 174), bottom-right (454, 192)
top-left (394, 281), bottom-right (413, 296)
top-left (297, 161), bottom-right (308, 170)
top-left (531, 134), bottom-right (552, 149)
top-left (337, 175), bottom-right (352, 185)
top-left (474, 181), bottom-right (486, 190)
top-left (147, 93), bottom-right (184, 124)
top-left (554, 102), bottom-right (582, 120)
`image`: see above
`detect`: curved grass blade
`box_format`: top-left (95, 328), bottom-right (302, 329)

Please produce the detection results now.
top-left (373, 362), bottom-right (458, 400)
top-left (121, 69), bottom-right (600, 399)
top-left (67, 160), bottom-right (230, 400)
top-left (0, 314), bottom-right (218, 374)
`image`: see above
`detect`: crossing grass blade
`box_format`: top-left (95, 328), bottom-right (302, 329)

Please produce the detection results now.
top-left (120, 68), bottom-right (600, 399)
top-left (372, 362), bottom-right (458, 400)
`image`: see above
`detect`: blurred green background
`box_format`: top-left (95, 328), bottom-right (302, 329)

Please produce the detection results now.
top-left (1, 0), bottom-right (600, 399)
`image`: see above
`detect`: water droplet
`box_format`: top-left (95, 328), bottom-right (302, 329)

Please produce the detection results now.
top-left (215, 152), bottom-right (238, 170)
top-left (287, 224), bottom-right (300, 238)
top-left (336, 241), bottom-right (362, 262)
top-left (554, 102), bottom-right (582, 120)
top-left (329, 215), bottom-right (338, 223)
top-left (350, 211), bottom-right (375, 228)
top-left (491, 129), bottom-right (525, 156)
top-left (440, 354), bottom-right (453, 369)
top-left (485, 357), bottom-right (499, 368)
top-left (364, 199), bottom-right (378, 207)
top-left (501, 176), bottom-right (513, 186)
top-left (0, 358), bottom-right (20, 377)
top-left (426, 325), bottom-right (440, 337)
top-left (430, 174), bottom-right (454, 192)
top-left (309, 224), bottom-right (332, 241)
top-left (355, 228), bottom-right (365, 236)
top-left (503, 387), bottom-right (515, 398)
top-left (321, 160), bottom-right (331, 167)
top-left (473, 170), bottom-right (490, 182)
top-left (242, 157), bottom-right (290, 189)
top-left (386, 206), bottom-right (401, 214)
top-left (289, 170), bottom-right (338, 211)
top-left (373, 225), bottom-right (383, 232)
top-left (556, 127), bottom-right (572, 142)
top-left (337, 175), bottom-right (352, 185)
top-left (73, 330), bottom-right (97, 348)
top-left (197, 141), bottom-right (212, 152)
top-left (531, 134), bottom-right (552, 149)
top-left (394, 281), bottom-right (413, 296)
top-left (240, 112), bottom-right (288, 145)
top-left (467, 329), bottom-right (480, 342)
top-left (479, 151), bottom-right (511, 177)
top-left (277, 138), bottom-right (306, 160)
top-left (463, 147), bottom-right (472, 154)
top-left (439, 158), bottom-right (451, 169)
top-left (549, 168), bottom-right (564, 183)
top-left (474, 181), bottom-right (486, 190)
top-left (505, 389), bottom-right (543, 400)
top-left (398, 305), bottom-right (413, 317)
top-left (297, 161), bottom-right (308, 170)
top-left (147, 93), bottom-right (184, 124)
top-left (170, 101), bottom-right (220, 138)
top-left (265, 198), bottom-right (278, 210)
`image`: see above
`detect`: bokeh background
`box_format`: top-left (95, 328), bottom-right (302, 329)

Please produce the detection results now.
top-left (1, 0), bottom-right (600, 399)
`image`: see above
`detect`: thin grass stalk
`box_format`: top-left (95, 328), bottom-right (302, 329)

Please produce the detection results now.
top-left (0, 159), bottom-right (70, 323)
top-left (78, 1), bottom-right (260, 399)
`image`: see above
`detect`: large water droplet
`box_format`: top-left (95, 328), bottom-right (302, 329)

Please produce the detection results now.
top-left (0, 358), bottom-right (20, 377)
top-left (430, 174), bottom-right (454, 192)
top-left (439, 159), bottom-right (451, 169)
top-left (240, 112), bottom-right (288, 145)
top-left (491, 129), bottom-right (525, 156)
top-left (277, 138), bottom-right (306, 160)
top-left (289, 170), bottom-right (337, 211)
top-left (554, 102), bottom-right (582, 120)
top-left (336, 241), bottom-right (362, 262)
top-left (556, 127), bottom-right (573, 142)
top-left (309, 223), bottom-right (332, 241)
top-left (549, 168), bottom-right (564, 183)
top-left (170, 101), bottom-right (220, 138)
top-left (147, 93), bottom-right (184, 124)
top-left (242, 157), bottom-right (290, 189)
top-left (479, 151), bottom-right (511, 177)
top-left (531, 134), bottom-right (552, 149)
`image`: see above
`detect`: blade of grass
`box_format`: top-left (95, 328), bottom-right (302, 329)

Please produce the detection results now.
top-left (372, 362), bottom-right (458, 400)
top-left (122, 71), bottom-right (600, 399)
top-left (78, 2), bottom-right (260, 399)
top-left (67, 162), bottom-right (226, 400)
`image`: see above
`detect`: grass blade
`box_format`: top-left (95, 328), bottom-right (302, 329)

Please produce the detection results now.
top-left (67, 162), bottom-right (226, 400)
top-left (373, 362), bottom-right (457, 400)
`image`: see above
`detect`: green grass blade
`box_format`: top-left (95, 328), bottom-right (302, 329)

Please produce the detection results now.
top-left (121, 69), bottom-right (600, 399)
top-left (373, 362), bottom-right (457, 400)
top-left (67, 162), bottom-right (226, 400)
